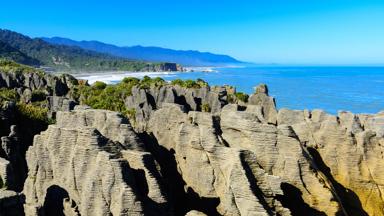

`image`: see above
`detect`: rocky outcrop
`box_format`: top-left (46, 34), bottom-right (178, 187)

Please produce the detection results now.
top-left (147, 104), bottom-right (290, 215)
top-left (248, 84), bottom-right (278, 124)
top-left (0, 71), bottom-right (77, 98)
top-left (0, 125), bottom-right (26, 191)
top-left (23, 108), bottom-right (170, 216)
top-left (46, 96), bottom-right (77, 119)
top-left (0, 75), bottom-right (382, 216)
top-left (125, 85), bottom-right (227, 132)
top-left (0, 101), bottom-right (48, 192)
top-left (0, 69), bottom-right (77, 192)
top-left (276, 109), bottom-right (384, 216)
top-left (141, 84), bottom-right (384, 215)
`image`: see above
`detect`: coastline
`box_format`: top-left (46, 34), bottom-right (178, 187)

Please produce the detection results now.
top-left (73, 70), bottom-right (179, 84)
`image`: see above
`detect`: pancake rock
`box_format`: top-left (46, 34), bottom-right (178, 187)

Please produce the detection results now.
top-left (23, 108), bottom-right (169, 216)
top-left (8, 80), bottom-right (384, 216)
top-left (125, 85), bottom-right (227, 132)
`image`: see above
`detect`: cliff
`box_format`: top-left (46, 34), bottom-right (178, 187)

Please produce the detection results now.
top-left (0, 63), bottom-right (383, 215)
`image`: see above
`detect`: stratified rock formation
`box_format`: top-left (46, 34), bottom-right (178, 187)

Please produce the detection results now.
top-left (124, 85), bottom-right (227, 132)
top-left (23, 108), bottom-right (170, 216)
top-left (0, 65), bottom-right (383, 216)
top-left (0, 70), bottom-right (76, 192)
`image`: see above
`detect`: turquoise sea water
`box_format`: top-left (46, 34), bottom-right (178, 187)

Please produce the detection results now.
top-left (78, 66), bottom-right (384, 114)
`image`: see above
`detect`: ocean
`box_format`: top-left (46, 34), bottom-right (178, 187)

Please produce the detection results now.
top-left (75, 66), bottom-right (384, 114)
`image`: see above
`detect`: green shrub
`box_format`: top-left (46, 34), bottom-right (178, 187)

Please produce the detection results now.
top-left (151, 77), bottom-right (166, 87)
top-left (124, 108), bottom-right (136, 120)
top-left (235, 92), bottom-right (249, 103)
top-left (16, 103), bottom-right (49, 123)
top-left (171, 79), bottom-right (185, 86)
top-left (0, 59), bottom-right (45, 76)
top-left (170, 78), bottom-right (207, 89)
top-left (196, 78), bottom-right (208, 87)
top-left (202, 103), bottom-right (211, 112)
top-left (183, 79), bottom-right (200, 88)
top-left (0, 88), bottom-right (18, 102)
top-left (122, 77), bottom-right (140, 85)
top-left (139, 76), bottom-right (152, 89)
top-left (92, 81), bottom-right (107, 90)
top-left (138, 76), bottom-right (166, 89)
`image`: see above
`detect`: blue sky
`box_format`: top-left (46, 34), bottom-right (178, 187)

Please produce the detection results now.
top-left (1, 0), bottom-right (384, 65)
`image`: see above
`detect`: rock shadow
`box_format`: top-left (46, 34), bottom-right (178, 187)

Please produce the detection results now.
top-left (139, 132), bottom-right (221, 216)
top-left (307, 147), bottom-right (368, 216)
top-left (42, 185), bottom-right (71, 216)
top-left (173, 92), bottom-right (192, 112)
top-left (276, 182), bottom-right (326, 216)
top-left (240, 152), bottom-right (274, 215)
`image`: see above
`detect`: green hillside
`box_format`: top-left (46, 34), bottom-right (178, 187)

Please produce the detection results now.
top-left (0, 40), bottom-right (40, 65)
top-left (0, 29), bottom-right (176, 72)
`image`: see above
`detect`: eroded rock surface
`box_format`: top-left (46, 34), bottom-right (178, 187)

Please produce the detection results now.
top-left (1, 81), bottom-right (381, 216)
top-left (125, 85), bottom-right (227, 132)
top-left (23, 109), bottom-right (170, 216)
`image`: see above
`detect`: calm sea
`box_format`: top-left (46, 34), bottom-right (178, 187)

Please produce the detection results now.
top-left (75, 66), bottom-right (384, 114)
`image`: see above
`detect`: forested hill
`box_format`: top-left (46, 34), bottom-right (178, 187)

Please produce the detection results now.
top-left (0, 29), bottom-right (180, 72)
top-left (0, 40), bottom-right (40, 65)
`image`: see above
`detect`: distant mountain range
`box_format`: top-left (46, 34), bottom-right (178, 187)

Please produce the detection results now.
top-left (42, 37), bottom-right (242, 67)
top-left (0, 28), bottom-right (242, 72)
top-left (0, 29), bottom-right (180, 72)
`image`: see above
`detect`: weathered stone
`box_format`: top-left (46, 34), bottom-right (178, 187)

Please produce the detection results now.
top-left (248, 84), bottom-right (278, 124)
top-left (23, 108), bottom-right (170, 216)
top-left (148, 105), bottom-right (290, 215)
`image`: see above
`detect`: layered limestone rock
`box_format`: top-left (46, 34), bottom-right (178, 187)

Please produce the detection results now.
top-left (0, 71), bottom-right (77, 98)
top-left (147, 103), bottom-right (291, 215)
top-left (144, 85), bottom-right (384, 215)
top-left (220, 105), bottom-right (339, 215)
top-left (23, 108), bottom-right (169, 216)
top-left (277, 109), bottom-right (384, 216)
top-left (125, 85), bottom-right (227, 131)
top-left (7, 80), bottom-right (384, 216)
top-left (0, 101), bottom-right (47, 192)
top-left (248, 84), bottom-right (278, 124)
top-left (0, 125), bottom-right (26, 191)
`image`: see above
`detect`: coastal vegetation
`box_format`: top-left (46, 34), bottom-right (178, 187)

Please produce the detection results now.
top-left (0, 89), bottom-right (50, 124)
top-left (171, 78), bottom-right (208, 88)
top-left (234, 92), bottom-right (249, 103)
top-left (0, 59), bottom-right (45, 76)
top-left (0, 88), bottom-right (18, 104)
top-left (227, 91), bottom-right (249, 103)
top-left (73, 76), bottom-right (218, 119)
top-left (16, 102), bottom-right (49, 124)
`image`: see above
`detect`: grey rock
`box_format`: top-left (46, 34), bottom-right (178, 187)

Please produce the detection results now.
top-left (23, 108), bottom-right (170, 216)
top-left (248, 84), bottom-right (278, 124)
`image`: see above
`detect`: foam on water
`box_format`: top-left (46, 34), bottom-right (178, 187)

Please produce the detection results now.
top-left (75, 71), bottom-right (177, 84)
